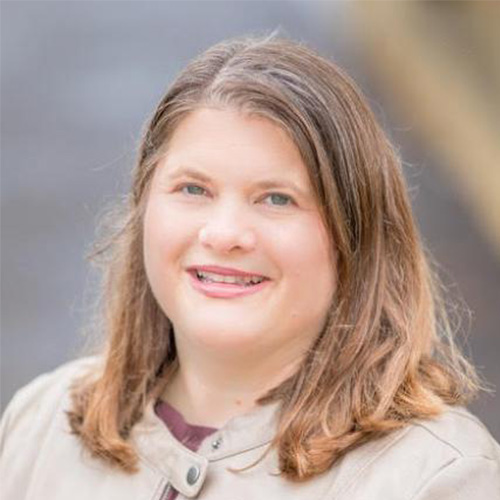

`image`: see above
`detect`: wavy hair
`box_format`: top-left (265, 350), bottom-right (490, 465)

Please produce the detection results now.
top-left (68, 34), bottom-right (481, 480)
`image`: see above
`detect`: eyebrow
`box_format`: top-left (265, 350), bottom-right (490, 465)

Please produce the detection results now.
top-left (166, 167), bottom-right (212, 184)
top-left (164, 166), bottom-right (309, 197)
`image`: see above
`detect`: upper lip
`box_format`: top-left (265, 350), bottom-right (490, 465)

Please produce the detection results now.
top-left (186, 265), bottom-right (269, 279)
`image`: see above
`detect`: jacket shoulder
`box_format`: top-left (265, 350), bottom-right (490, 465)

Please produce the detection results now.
top-left (0, 357), bottom-right (102, 499)
top-left (324, 406), bottom-right (500, 499)
top-left (412, 406), bottom-right (500, 460)
top-left (0, 357), bottom-right (100, 448)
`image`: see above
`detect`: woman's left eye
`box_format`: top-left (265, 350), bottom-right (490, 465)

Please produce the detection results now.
top-left (262, 193), bottom-right (294, 207)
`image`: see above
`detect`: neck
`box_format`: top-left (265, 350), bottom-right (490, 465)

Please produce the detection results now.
top-left (161, 340), bottom-right (303, 428)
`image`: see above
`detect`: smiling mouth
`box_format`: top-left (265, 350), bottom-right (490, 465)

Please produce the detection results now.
top-left (194, 270), bottom-right (267, 287)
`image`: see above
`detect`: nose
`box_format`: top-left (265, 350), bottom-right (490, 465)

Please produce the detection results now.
top-left (198, 203), bottom-right (257, 254)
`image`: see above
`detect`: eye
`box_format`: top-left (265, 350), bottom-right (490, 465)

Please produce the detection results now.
top-left (262, 193), bottom-right (295, 207)
top-left (179, 184), bottom-right (208, 196)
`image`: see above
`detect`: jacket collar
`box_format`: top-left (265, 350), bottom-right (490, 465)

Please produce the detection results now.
top-left (132, 398), bottom-right (281, 497)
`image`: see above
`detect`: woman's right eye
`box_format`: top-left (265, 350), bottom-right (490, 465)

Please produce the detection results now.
top-left (179, 184), bottom-right (207, 196)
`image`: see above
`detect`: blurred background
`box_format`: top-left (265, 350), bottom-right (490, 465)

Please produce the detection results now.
top-left (1, 1), bottom-right (499, 438)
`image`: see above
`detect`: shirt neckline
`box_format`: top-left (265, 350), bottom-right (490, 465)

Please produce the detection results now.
top-left (154, 399), bottom-right (218, 452)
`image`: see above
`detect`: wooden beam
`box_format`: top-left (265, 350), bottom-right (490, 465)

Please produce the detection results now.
top-left (351, 1), bottom-right (500, 257)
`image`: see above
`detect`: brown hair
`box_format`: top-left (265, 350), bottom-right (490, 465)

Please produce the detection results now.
top-left (68, 34), bottom-right (481, 480)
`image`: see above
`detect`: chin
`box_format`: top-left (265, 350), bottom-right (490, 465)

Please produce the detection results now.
top-left (184, 323), bottom-right (265, 350)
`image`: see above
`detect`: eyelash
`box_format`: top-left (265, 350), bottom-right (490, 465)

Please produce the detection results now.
top-left (177, 184), bottom-right (295, 207)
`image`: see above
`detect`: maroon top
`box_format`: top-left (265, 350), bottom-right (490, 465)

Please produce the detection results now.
top-left (154, 400), bottom-right (218, 499)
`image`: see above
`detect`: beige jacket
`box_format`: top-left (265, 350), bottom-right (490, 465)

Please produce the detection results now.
top-left (1, 357), bottom-right (500, 500)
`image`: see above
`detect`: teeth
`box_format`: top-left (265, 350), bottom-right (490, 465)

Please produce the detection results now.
top-left (196, 270), bottom-right (265, 286)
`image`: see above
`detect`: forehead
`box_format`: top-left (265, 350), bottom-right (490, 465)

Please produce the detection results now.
top-left (158, 107), bottom-right (311, 186)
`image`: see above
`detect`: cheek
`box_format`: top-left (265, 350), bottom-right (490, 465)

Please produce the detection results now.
top-left (144, 201), bottom-right (167, 266)
top-left (266, 218), bottom-right (335, 346)
top-left (143, 201), bottom-right (185, 288)
top-left (273, 217), bottom-right (334, 279)
top-left (144, 199), bottom-right (195, 265)
top-left (277, 217), bottom-right (336, 315)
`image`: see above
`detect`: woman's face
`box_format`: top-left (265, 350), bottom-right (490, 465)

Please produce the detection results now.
top-left (143, 108), bottom-right (336, 360)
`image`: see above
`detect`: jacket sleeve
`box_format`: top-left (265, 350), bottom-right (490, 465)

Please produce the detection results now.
top-left (0, 372), bottom-right (56, 498)
top-left (0, 388), bottom-right (17, 455)
top-left (410, 456), bottom-right (500, 500)
top-left (0, 358), bottom-right (98, 498)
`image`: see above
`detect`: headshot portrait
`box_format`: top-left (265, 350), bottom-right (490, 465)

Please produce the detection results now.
top-left (1, 2), bottom-right (499, 499)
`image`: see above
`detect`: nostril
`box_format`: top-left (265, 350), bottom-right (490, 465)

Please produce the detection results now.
top-left (239, 231), bottom-right (257, 249)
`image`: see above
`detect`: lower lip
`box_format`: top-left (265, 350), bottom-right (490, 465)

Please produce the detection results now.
top-left (188, 271), bottom-right (270, 298)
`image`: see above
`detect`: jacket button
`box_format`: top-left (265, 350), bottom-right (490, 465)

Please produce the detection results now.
top-left (211, 437), bottom-right (222, 450)
top-left (186, 465), bottom-right (201, 485)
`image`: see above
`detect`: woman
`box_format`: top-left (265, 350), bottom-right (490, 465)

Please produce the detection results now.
top-left (1, 35), bottom-right (499, 499)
